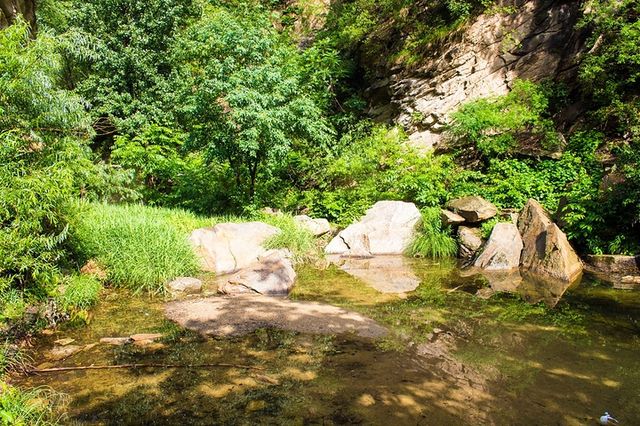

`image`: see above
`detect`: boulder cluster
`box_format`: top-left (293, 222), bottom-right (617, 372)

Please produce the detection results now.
top-left (443, 196), bottom-right (583, 284)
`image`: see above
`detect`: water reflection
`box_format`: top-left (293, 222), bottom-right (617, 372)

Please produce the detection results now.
top-left (459, 268), bottom-right (580, 307)
top-left (327, 255), bottom-right (421, 293)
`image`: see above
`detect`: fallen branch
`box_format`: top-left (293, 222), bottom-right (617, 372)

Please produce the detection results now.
top-left (28, 363), bottom-right (264, 374)
top-left (447, 285), bottom-right (465, 294)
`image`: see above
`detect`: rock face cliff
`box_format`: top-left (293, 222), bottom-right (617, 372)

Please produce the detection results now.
top-left (365, 0), bottom-right (588, 150)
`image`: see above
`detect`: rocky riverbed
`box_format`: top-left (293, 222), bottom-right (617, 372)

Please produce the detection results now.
top-left (16, 260), bottom-right (640, 425)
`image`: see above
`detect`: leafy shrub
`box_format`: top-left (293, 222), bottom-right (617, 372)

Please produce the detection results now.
top-left (278, 124), bottom-right (471, 224)
top-left (71, 203), bottom-right (200, 293)
top-left (112, 125), bottom-right (229, 214)
top-left (0, 20), bottom-right (92, 296)
top-left (449, 80), bottom-right (558, 159)
top-left (407, 208), bottom-right (457, 258)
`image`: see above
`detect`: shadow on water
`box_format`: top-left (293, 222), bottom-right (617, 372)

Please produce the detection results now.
top-left (17, 260), bottom-right (640, 425)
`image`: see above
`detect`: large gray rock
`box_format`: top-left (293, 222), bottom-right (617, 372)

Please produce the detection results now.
top-left (325, 201), bottom-right (422, 257)
top-left (446, 196), bottom-right (497, 223)
top-left (518, 199), bottom-right (583, 283)
top-left (473, 223), bottom-right (523, 271)
top-left (458, 226), bottom-right (483, 259)
top-left (167, 277), bottom-right (202, 295)
top-left (294, 215), bottom-right (331, 236)
top-left (218, 249), bottom-right (296, 296)
top-left (189, 222), bottom-right (280, 275)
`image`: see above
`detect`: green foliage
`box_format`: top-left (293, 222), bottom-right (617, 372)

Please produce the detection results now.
top-left (61, 0), bottom-right (201, 135)
top-left (0, 20), bottom-right (93, 296)
top-left (450, 80), bottom-right (559, 158)
top-left (279, 124), bottom-right (471, 224)
top-left (175, 6), bottom-right (334, 200)
top-left (57, 275), bottom-right (102, 311)
top-left (322, 0), bottom-right (490, 68)
top-left (407, 207), bottom-right (457, 258)
top-left (579, 0), bottom-right (640, 137)
top-left (112, 125), bottom-right (228, 213)
top-left (0, 382), bottom-right (63, 426)
top-left (71, 203), bottom-right (200, 294)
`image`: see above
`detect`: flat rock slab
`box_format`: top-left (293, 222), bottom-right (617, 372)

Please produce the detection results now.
top-left (165, 296), bottom-right (388, 338)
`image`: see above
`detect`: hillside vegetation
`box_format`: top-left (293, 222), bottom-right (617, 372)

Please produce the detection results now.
top-left (1, 0), bottom-right (638, 347)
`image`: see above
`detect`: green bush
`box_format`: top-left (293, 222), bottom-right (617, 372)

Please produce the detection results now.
top-left (407, 208), bottom-right (457, 258)
top-left (71, 203), bottom-right (201, 293)
top-left (277, 124), bottom-right (471, 224)
top-left (449, 80), bottom-right (558, 159)
top-left (0, 20), bottom-right (92, 297)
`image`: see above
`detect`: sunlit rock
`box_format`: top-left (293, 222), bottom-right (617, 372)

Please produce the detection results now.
top-left (294, 215), bottom-right (331, 236)
top-left (518, 199), bottom-right (583, 283)
top-left (167, 277), bottom-right (202, 295)
top-left (189, 222), bottom-right (280, 275)
top-left (325, 201), bottom-right (422, 257)
top-left (218, 249), bottom-right (296, 296)
top-left (441, 209), bottom-right (465, 227)
top-left (458, 226), bottom-right (483, 259)
top-left (446, 196), bottom-right (497, 223)
top-left (473, 223), bottom-right (523, 271)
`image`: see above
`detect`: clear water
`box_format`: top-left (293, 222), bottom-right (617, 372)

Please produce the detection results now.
top-left (18, 260), bottom-right (640, 425)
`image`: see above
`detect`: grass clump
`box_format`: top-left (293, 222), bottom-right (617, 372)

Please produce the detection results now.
top-left (261, 214), bottom-right (322, 264)
top-left (0, 382), bottom-right (65, 426)
top-left (407, 207), bottom-right (458, 258)
top-left (57, 275), bottom-right (102, 311)
top-left (71, 202), bottom-right (200, 294)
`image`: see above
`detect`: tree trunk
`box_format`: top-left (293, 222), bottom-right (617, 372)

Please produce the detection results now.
top-left (248, 158), bottom-right (259, 202)
top-left (0, 0), bottom-right (36, 33)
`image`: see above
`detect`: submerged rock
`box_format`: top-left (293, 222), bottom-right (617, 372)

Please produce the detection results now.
top-left (165, 295), bottom-right (388, 338)
top-left (167, 277), bottom-right (202, 295)
top-left (518, 199), bottom-right (582, 283)
top-left (465, 269), bottom-right (576, 307)
top-left (458, 226), bottom-right (483, 259)
top-left (46, 345), bottom-right (83, 361)
top-left (473, 223), bottom-right (523, 271)
top-left (586, 254), bottom-right (640, 275)
top-left (446, 196), bottom-right (497, 223)
top-left (100, 337), bottom-right (133, 346)
top-left (294, 215), bottom-right (331, 236)
top-left (218, 249), bottom-right (296, 296)
top-left (329, 255), bottom-right (420, 293)
top-left (325, 201), bottom-right (422, 257)
top-left (189, 222), bottom-right (280, 275)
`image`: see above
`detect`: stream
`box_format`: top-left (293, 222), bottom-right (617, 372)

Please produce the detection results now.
top-left (18, 259), bottom-right (640, 425)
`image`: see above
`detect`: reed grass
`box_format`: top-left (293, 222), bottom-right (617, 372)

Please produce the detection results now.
top-left (407, 207), bottom-right (458, 258)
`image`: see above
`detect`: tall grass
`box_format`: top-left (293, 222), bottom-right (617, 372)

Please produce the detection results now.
top-left (71, 202), bottom-right (201, 294)
top-left (407, 207), bottom-right (458, 258)
top-left (0, 382), bottom-right (65, 425)
top-left (57, 275), bottom-right (102, 311)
